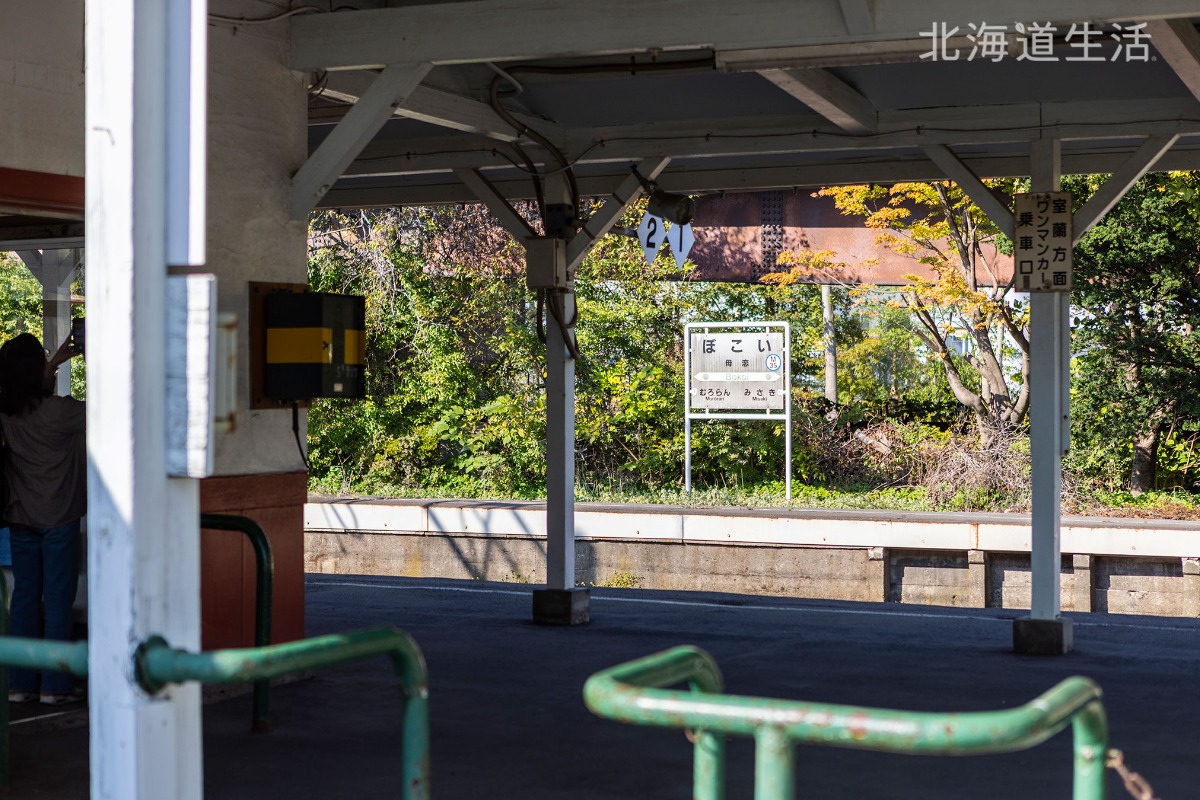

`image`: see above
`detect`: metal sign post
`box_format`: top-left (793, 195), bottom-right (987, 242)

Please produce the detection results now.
top-left (684, 321), bottom-right (791, 499)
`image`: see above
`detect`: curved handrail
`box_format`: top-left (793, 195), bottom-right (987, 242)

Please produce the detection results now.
top-left (584, 645), bottom-right (1109, 800)
top-left (136, 626), bottom-right (430, 800)
top-left (200, 512), bottom-right (274, 732)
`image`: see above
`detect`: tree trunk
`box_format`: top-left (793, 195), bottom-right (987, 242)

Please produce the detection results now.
top-left (1130, 426), bottom-right (1160, 496)
top-left (821, 284), bottom-right (837, 403)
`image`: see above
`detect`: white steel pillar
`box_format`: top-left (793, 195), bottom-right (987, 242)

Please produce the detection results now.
top-left (86, 0), bottom-right (206, 796)
top-left (544, 283), bottom-right (576, 591)
top-left (1015, 138), bottom-right (1073, 654)
top-left (45, 251), bottom-right (78, 396)
top-left (458, 163), bottom-right (668, 625)
top-left (532, 174), bottom-right (589, 624)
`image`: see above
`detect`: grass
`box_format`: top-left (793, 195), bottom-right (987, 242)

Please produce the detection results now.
top-left (576, 483), bottom-right (933, 511)
top-left (311, 477), bottom-right (1200, 520)
top-left (1068, 489), bottom-right (1200, 520)
top-left (586, 570), bottom-right (644, 589)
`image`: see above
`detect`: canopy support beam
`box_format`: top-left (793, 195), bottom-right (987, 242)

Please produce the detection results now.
top-left (567, 157), bottom-right (670, 270)
top-left (291, 62), bottom-right (431, 219)
top-left (758, 68), bottom-right (877, 133)
top-left (1072, 134), bottom-right (1178, 244)
top-left (922, 144), bottom-right (1014, 239)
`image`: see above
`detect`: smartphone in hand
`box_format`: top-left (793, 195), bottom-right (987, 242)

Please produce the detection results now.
top-left (70, 317), bottom-right (85, 355)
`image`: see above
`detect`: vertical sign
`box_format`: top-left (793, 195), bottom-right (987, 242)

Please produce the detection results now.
top-left (1014, 191), bottom-right (1072, 292)
top-left (668, 221), bottom-right (694, 269)
top-left (637, 211), bottom-right (666, 266)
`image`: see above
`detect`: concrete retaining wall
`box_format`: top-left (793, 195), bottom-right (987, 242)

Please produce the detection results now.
top-left (305, 499), bottom-right (1200, 617)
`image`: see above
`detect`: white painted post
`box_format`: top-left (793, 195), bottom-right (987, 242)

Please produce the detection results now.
top-left (784, 322), bottom-right (792, 501)
top-left (544, 180), bottom-right (575, 594)
top-left (86, 0), bottom-right (205, 795)
top-left (1025, 138), bottom-right (1071, 651)
top-left (44, 251), bottom-right (78, 397)
top-left (16, 249), bottom-right (78, 396)
top-left (1029, 292), bottom-right (1067, 620)
top-left (545, 290), bottom-right (576, 592)
top-left (684, 330), bottom-right (693, 493)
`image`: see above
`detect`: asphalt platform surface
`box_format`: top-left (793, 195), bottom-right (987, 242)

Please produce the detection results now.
top-left (6, 575), bottom-right (1199, 798)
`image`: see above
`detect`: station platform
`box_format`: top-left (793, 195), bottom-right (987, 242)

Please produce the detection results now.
top-left (6, 575), bottom-right (1198, 798)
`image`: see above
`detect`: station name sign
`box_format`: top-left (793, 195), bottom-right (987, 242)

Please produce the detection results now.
top-left (688, 331), bottom-right (787, 411)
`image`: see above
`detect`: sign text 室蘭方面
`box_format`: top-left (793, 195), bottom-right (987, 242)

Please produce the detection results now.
top-left (1014, 191), bottom-right (1072, 292)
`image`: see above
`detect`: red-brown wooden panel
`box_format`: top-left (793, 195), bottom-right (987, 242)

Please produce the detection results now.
top-left (200, 471), bottom-right (307, 649)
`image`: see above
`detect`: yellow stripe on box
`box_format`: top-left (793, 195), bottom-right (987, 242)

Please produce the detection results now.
top-left (267, 327), bottom-right (332, 364)
top-left (344, 329), bottom-right (365, 365)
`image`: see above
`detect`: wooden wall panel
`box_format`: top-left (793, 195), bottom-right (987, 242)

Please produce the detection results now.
top-left (200, 471), bottom-right (307, 649)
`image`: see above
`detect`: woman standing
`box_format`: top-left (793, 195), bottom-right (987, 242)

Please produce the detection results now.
top-left (0, 332), bottom-right (84, 705)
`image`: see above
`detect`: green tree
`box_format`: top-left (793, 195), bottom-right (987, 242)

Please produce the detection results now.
top-left (306, 201), bottom-right (834, 497)
top-left (307, 206), bottom-right (545, 496)
top-left (575, 202), bottom-right (828, 490)
top-left (0, 253), bottom-right (44, 340)
top-left (838, 302), bottom-right (951, 406)
top-left (1068, 172), bottom-right (1200, 494)
top-left (813, 182), bottom-right (1027, 428)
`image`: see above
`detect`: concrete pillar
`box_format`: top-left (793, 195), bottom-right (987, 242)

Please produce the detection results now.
top-left (967, 549), bottom-right (988, 608)
top-left (866, 547), bottom-right (888, 603)
top-left (1184, 558), bottom-right (1200, 618)
top-left (1071, 554), bottom-right (1094, 613)
top-left (208, 16), bottom-right (309, 473)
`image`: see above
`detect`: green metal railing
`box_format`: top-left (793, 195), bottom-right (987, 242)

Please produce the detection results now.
top-left (136, 626), bottom-right (430, 799)
top-left (200, 512), bottom-right (274, 732)
top-left (0, 518), bottom-right (428, 795)
top-left (0, 615), bottom-right (89, 792)
top-left (0, 626), bottom-right (429, 797)
top-left (584, 645), bottom-right (1109, 800)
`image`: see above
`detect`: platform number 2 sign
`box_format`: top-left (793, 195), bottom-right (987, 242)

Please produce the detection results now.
top-left (638, 211), bottom-right (695, 269)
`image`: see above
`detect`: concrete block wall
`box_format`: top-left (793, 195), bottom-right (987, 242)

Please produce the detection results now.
top-left (1094, 556), bottom-right (1188, 615)
top-left (576, 540), bottom-right (881, 600)
top-left (305, 500), bottom-right (1200, 618)
top-left (887, 550), bottom-right (969, 605)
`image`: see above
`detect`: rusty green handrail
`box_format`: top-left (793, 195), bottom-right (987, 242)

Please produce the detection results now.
top-left (0, 634), bottom-right (89, 793)
top-left (136, 626), bottom-right (430, 800)
top-left (584, 645), bottom-right (1109, 800)
top-left (200, 512), bottom-right (274, 732)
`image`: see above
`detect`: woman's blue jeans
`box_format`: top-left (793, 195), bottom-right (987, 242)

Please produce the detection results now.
top-left (9, 519), bottom-right (81, 695)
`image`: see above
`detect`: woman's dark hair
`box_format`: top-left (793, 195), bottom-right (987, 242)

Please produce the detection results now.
top-left (0, 333), bottom-right (50, 415)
